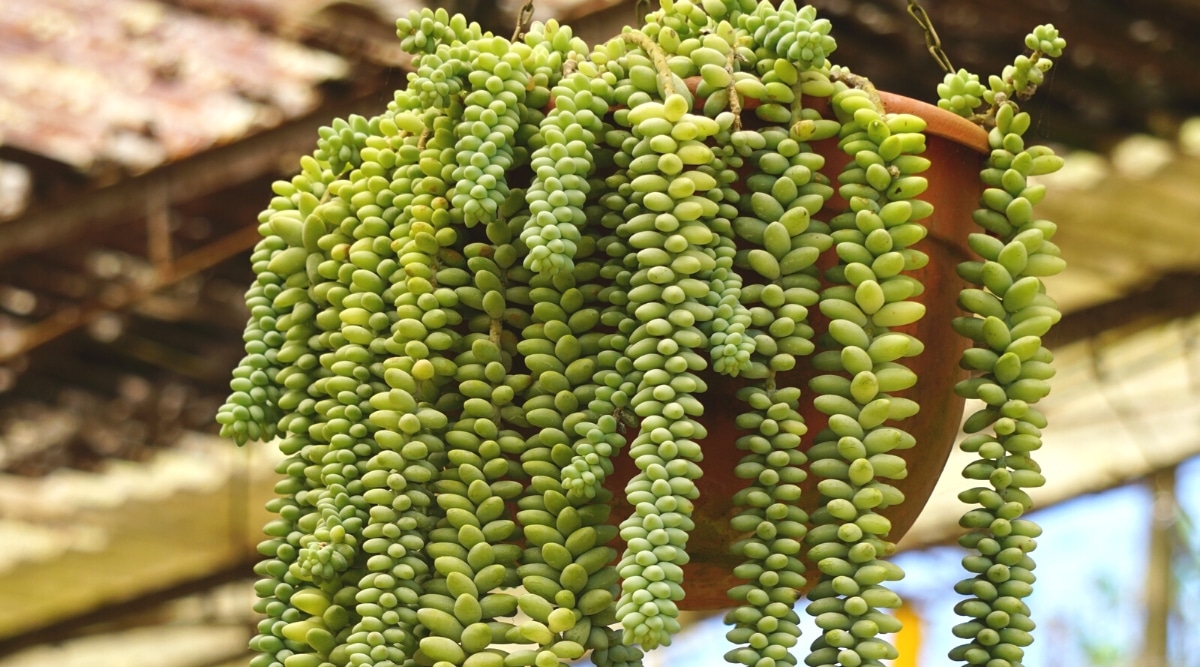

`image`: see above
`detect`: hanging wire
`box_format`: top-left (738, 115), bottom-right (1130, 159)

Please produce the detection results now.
top-left (635, 0), bottom-right (651, 26)
top-left (512, 0), bottom-right (536, 42)
top-left (905, 0), bottom-right (955, 74)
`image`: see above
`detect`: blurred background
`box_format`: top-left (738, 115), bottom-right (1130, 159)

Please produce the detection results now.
top-left (1, 0), bottom-right (1199, 665)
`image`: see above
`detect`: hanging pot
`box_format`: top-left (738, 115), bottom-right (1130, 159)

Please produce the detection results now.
top-left (606, 90), bottom-right (990, 610)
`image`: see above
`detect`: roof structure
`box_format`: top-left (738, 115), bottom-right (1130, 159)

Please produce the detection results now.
top-left (1, 0), bottom-right (1199, 661)
top-left (0, 0), bottom-right (433, 474)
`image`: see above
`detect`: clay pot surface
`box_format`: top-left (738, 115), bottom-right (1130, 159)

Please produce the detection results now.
top-left (606, 91), bottom-right (989, 610)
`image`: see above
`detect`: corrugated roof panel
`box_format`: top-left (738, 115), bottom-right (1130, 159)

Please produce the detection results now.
top-left (161, 0), bottom-right (417, 31)
top-left (0, 0), bottom-right (349, 174)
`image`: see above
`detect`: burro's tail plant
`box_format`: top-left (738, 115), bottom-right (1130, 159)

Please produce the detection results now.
top-left (216, 2), bottom-right (1065, 666)
top-left (938, 25), bottom-right (1067, 667)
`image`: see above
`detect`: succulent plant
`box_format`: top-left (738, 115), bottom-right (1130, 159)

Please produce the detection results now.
top-left (218, 3), bottom-right (1066, 667)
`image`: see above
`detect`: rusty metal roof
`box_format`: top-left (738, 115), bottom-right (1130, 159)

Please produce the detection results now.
top-left (0, 0), bottom-right (350, 175)
top-left (160, 0), bottom-right (421, 29)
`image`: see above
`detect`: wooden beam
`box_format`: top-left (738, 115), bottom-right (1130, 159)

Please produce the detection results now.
top-left (0, 224), bottom-right (262, 363)
top-left (0, 561), bottom-right (257, 657)
top-left (0, 437), bottom-right (278, 650)
top-left (146, 184), bottom-right (174, 271)
top-left (0, 87), bottom-right (389, 265)
top-left (1046, 272), bottom-right (1200, 349)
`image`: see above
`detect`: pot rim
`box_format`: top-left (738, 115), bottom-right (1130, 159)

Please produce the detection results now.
top-left (676, 75), bottom-right (991, 155)
top-left (877, 90), bottom-right (990, 155)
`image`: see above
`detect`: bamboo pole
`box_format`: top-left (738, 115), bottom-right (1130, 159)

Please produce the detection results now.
top-left (1139, 466), bottom-right (1177, 667)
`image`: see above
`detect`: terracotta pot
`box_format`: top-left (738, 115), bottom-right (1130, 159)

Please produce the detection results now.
top-left (606, 91), bottom-right (990, 610)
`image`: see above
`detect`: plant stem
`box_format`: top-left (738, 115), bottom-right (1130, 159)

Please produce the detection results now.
top-left (831, 68), bottom-right (884, 112)
top-left (726, 50), bottom-right (743, 131)
top-left (621, 31), bottom-right (676, 96)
